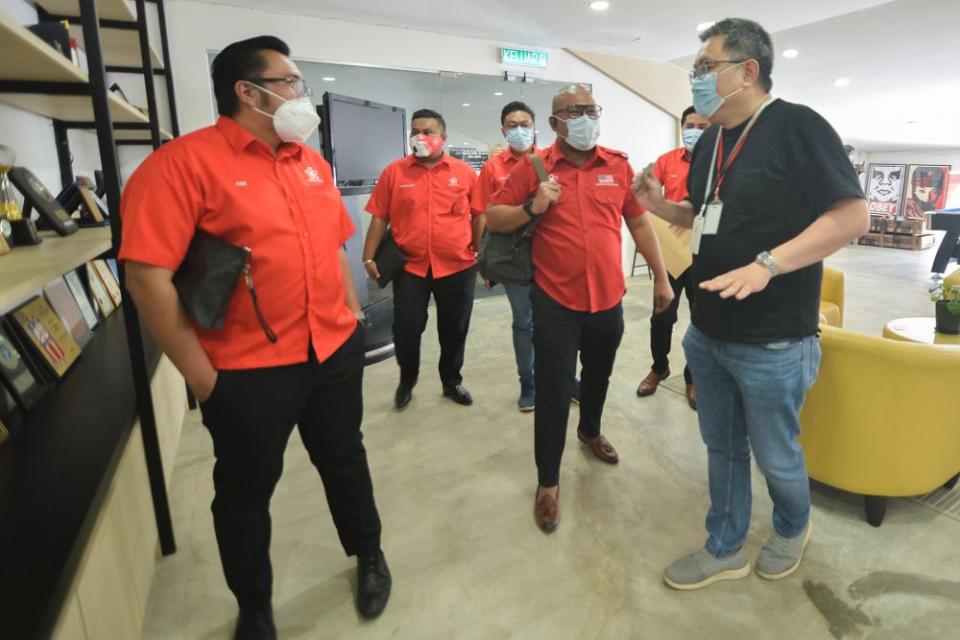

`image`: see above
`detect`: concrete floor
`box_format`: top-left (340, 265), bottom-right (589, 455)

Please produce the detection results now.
top-left (142, 240), bottom-right (960, 640)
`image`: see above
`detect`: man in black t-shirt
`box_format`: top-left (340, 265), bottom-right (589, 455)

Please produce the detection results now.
top-left (634, 18), bottom-right (868, 591)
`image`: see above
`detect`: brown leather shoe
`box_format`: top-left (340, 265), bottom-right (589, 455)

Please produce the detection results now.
top-left (577, 431), bottom-right (619, 464)
top-left (685, 384), bottom-right (697, 411)
top-left (534, 487), bottom-right (559, 533)
top-left (637, 368), bottom-right (669, 397)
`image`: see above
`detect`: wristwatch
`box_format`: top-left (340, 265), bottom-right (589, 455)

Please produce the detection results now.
top-left (755, 251), bottom-right (780, 277)
top-left (522, 198), bottom-right (537, 219)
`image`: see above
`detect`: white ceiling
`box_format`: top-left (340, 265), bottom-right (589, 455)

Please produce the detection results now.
top-left (200, 0), bottom-right (960, 151)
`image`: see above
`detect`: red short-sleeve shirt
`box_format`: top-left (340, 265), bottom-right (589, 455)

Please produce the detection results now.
top-left (653, 147), bottom-right (692, 203)
top-left (491, 142), bottom-right (643, 313)
top-left (119, 116), bottom-right (358, 370)
top-left (366, 154), bottom-right (478, 278)
top-left (471, 147), bottom-right (533, 213)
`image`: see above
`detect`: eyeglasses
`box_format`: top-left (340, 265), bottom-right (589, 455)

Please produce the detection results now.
top-left (248, 76), bottom-right (312, 97)
top-left (503, 123), bottom-right (533, 130)
top-left (552, 104), bottom-right (602, 119)
top-left (688, 60), bottom-right (745, 82)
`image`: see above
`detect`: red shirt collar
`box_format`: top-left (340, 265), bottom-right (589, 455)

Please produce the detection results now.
top-left (542, 141), bottom-right (612, 171)
top-left (216, 116), bottom-right (303, 160)
top-left (403, 152), bottom-right (452, 168)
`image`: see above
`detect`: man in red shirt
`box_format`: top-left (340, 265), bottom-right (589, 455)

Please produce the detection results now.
top-left (363, 109), bottom-right (481, 410)
top-left (119, 37), bottom-right (390, 639)
top-left (487, 85), bottom-right (674, 532)
top-left (472, 101), bottom-right (581, 412)
top-left (637, 106), bottom-right (710, 409)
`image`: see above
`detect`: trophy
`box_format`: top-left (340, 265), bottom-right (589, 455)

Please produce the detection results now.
top-left (0, 145), bottom-right (18, 252)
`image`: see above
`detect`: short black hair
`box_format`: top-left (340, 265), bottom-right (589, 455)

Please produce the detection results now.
top-left (411, 108), bottom-right (446, 133)
top-left (700, 18), bottom-right (773, 92)
top-left (211, 35), bottom-right (290, 117)
top-left (500, 101), bottom-right (535, 125)
top-left (681, 106), bottom-right (697, 125)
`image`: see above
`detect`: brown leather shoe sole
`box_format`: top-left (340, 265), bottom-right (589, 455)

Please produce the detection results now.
top-left (637, 369), bottom-right (669, 397)
top-left (577, 431), bottom-right (619, 464)
top-left (534, 488), bottom-right (559, 533)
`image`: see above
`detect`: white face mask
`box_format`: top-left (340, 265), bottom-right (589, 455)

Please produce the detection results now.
top-left (560, 115), bottom-right (601, 151)
top-left (249, 83), bottom-right (320, 143)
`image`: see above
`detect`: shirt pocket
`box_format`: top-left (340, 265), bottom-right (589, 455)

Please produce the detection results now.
top-left (438, 186), bottom-right (471, 217)
top-left (590, 187), bottom-right (626, 228)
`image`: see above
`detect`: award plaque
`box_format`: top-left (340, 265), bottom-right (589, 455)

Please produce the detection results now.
top-left (11, 296), bottom-right (82, 379)
top-left (44, 276), bottom-right (94, 349)
top-left (92, 259), bottom-right (122, 307)
top-left (8, 166), bottom-right (78, 237)
top-left (85, 262), bottom-right (116, 318)
top-left (0, 326), bottom-right (45, 410)
top-left (78, 185), bottom-right (106, 223)
top-left (64, 270), bottom-right (99, 331)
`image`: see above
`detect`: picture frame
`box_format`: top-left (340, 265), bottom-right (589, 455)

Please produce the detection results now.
top-left (8, 166), bottom-right (79, 236)
top-left (0, 325), bottom-right (46, 411)
top-left (904, 165), bottom-right (951, 220)
top-left (44, 276), bottom-right (94, 349)
top-left (64, 269), bottom-right (99, 331)
top-left (10, 296), bottom-right (82, 380)
top-left (865, 163), bottom-right (907, 219)
top-left (91, 259), bottom-right (122, 307)
top-left (85, 262), bottom-right (116, 318)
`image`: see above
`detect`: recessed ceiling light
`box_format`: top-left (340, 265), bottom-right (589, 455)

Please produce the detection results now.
top-left (590, 1), bottom-right (611, 10)
top-left (493, 91), bottom-right (504, 96)
top-left (833, 78), bottom-right (851, 88)
top-left (782, 49), bottom-right (799, 59)
top-left (696, 21), bottom-right (715, 32)
top-left (462, 103), bottom-right (471, 107)
top-left (322, 77), bottom-right (336, 82)
top-left (906, 120), bottom-right (919, 125)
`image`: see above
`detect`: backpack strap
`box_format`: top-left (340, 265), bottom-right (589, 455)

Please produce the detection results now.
top-left (519, 153), bottom-right (549, 239)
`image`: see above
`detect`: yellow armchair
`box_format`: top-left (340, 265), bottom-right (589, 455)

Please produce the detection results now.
top-left (819, 266), bottom-right (844, 327)
top-left (799, 324), bottom-right (960, 526)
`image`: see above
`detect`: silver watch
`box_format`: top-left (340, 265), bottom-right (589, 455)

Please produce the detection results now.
top-left (755, 251), bottom-right (779, 277)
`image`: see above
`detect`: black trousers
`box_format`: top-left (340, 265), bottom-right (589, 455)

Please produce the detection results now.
top-left (392, 265), bottom-right (476, 387)
top-left (532, 284), bottom-right (624, 487)
top-left (199, 326), bottom-right (382, 611)
top-left (650, 268), bottom-right (694, 384)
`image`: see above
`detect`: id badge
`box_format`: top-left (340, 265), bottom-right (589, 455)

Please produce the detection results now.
top-left (691, 215), bottom-right (704, 255)
top-left (703, 199), bottom-right (723, 235)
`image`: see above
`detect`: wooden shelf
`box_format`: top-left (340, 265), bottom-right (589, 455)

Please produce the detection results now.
top-left (71, 24), bottom-right (164, 70)
top-left (0, 227), bottom-right (112, 315)
top-left (0, 10), bottom-right (88, 83)
top-left (33, 0), bottom-right (136, 23)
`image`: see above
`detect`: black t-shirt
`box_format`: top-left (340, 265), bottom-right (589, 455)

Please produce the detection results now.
top-left (685, 98), bottom-right (864, 343)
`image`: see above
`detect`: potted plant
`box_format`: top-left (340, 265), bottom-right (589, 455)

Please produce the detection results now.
top-left (930, 282), bottom-right (960, 334)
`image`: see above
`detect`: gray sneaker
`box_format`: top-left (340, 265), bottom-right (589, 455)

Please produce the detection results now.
top-left (518, 385), bottom-right (535, 412)
top-left (756, 521), bottom-right (812, 580)
top-left (663, 547), bottom-right (751, 590)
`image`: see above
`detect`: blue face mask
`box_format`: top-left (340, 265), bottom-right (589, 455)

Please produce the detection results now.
top-left (504, 126), bottom-right (534, 152)
top-left (682, 128), bottom-right (704, 152)
top-left (691, 63), bottom-right (744, 118)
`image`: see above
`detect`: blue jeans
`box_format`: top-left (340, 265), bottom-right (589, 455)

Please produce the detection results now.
top-left (503, 283), bottom-right (535, 386)
top-left (682, 324), bottom-right (821, 558)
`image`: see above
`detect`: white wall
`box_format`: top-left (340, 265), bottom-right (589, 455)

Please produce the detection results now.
top-left (164, 0), bottom-right (676, 273)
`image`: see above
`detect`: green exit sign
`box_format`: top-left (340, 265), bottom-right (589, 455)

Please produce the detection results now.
top-left (500, 47), bottom-right (549, 68)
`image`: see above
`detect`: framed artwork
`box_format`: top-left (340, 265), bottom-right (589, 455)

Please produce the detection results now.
top-left (0, 326), bottom-right (45, 410)
top-left (10, 296), bottom-right (81, 379)
top-left (865, 163), bottom-right (907, 219)
top-left (44, 276), bottom-right (93, 349)
top-left (85, 262), bottom-right (116, 318)
top-left (92, 259), bottom-right (122, 307)
top-left (64, 269), bottom-right (99, 331)
top-left (904, 165), bottom-right (951, 219)
top-left (7, 166), bottom-right (79, 236)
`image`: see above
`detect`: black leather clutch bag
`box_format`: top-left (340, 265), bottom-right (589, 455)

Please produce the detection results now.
top-left (374, 233), bottom-right (407, 288)
top-left (172, 230), bottom-right (250, 330)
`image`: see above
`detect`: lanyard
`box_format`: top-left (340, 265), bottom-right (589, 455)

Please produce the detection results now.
top-left (702, 96), bottom-right (774, 205)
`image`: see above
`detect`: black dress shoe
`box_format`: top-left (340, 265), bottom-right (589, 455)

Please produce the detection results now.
top-left (395, 381), bottom-right (413, 409)
top-left (442, 384), bottom-right (473, 406)
top-left (357, 550), bottom-right (392, 620)
top-left (234, 606), bottom-right (276, 640)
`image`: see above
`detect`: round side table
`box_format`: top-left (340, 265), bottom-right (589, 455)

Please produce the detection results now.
top-left (882, 317), bottom-right (960, 346)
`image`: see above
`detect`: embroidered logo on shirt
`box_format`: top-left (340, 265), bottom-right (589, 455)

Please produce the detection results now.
top-left (548, 173), bottom-right (559, 183)
top-left (304, 167), bottom-right (323, 184)
top-left (448, 177), bottom-right (460, 187)
top-left (235, 180), bottom-right (248, 187)
top-left (399, 183), bottom-right (416, 189)
top-left (596, 174), bottom-right (619, 186)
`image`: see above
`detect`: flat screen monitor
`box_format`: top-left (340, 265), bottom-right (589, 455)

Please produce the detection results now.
top-left (320, 93), bottom-right (407, 195)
